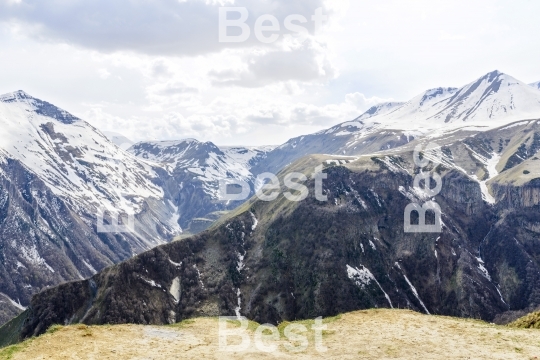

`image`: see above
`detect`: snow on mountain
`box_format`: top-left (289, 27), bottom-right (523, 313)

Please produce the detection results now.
top-left (0, 91), bottom-right (185, 325)
top-left (374, 71), bottom-right (540, 132)
top-left (530, 81), bottom-right (540, 91)
top-left (129, 139), bottom-right (203, 167)
top-left (0, 91), bottom-right (165, 217)
top-left (258, 71), bottom-right (540, 173)
top-left (0, 90), bottom-right (183, 244)
top-left (129, 140), bottom-right (274, 198)
top-left (321, 71), bottom-right (540, 139)
top-left (130, 140), bottom-right (248, 194)
top-left (355, 102), bottom-right (406, 121)
top-left (220, 145), bottom-right (276, 170)
top-left (128, 140), bottom-right (274, 232)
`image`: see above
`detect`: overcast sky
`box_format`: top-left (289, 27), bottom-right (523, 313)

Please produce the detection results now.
top-left (0, 0), bottom-right (539, 146)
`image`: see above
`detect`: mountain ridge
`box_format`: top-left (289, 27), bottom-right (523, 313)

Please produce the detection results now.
top-left (251, 70), bottom-right (540, 173)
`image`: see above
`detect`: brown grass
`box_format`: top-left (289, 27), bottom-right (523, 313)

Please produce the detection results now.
top-left (509, 311), bottom-right (540, 329)
top-left (2, 309), bottom-right (540, 359)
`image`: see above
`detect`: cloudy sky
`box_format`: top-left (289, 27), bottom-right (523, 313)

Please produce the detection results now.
top-left (0, 0), bottom-right (539, 146)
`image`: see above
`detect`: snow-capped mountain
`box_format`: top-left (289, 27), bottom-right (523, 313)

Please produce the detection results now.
top-left (1, 70), bottom-right (538, 327)
top-left (393, 71), bottom-right (539, 128)
top-left (257, 71), bottom-right (540, 172)
top-left (0, 91), bottom-right (181, 325)
top-left (330, 71), bottom-right (540, 135)
top-left (128, 140), bottom-right (274, 231)
top-left (531, 81), bottom-right (540, 91)
top-left (9, 118), bottom-right (540, 340)
top-left (0, 91), bottom-right (165, 218)
top-left (128, 140), bottom-right (273, 197)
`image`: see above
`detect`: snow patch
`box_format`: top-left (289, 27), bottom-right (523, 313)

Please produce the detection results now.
top-left (81, 260), bottom-right (97, 275)
top-left (169, 258), bottom-right (182, 267)
top-left (20, 245), bottom-right (55, 273)
top-left (235, 288), bottom-right (242, 318)
top-left (0, 293), bottom-right (26, 311)
top-left (250, 212), bottom-right (258, 231)
top-left (141, 277), bottom-right (162, 288)
top-left (169, 277), bottom-right (181, 304)
top-left (346, 264), bottom-right (393, 308)
top-left (395, 262), bottom-right (430, 314)
top-left (476, 257), bottom-right (491, 281)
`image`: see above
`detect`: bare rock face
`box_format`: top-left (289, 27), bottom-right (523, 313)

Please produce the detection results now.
top-left (492, 181), bottom-right (540, 208)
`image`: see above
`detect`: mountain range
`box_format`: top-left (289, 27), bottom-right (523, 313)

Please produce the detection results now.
top-left (0, 70), bottom-right (539, 340)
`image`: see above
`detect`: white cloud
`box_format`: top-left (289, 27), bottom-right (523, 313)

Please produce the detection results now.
top-left (97, 68), bottom-right (111, 79)
top-left (0, 0), bottom-right (332, 56)
top-left (81, 89), bottom-right (390, 146)
top-left (210, 38), bottom-right (336, 87)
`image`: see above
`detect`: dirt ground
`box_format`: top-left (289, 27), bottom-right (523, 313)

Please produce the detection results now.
top-left (2, 309), bottom-right (540, 359)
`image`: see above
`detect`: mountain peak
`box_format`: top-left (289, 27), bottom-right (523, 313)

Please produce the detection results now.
top-left (478, 70), bottom-right (518, 84)
top-left (487, 69), bottom-right (503, 76)
top-left (355, 102), bottom-right (404, 122)
top-left (0, 90), bottom-right (34, 103)
top-left (0, 90), bottom-right (79, 124)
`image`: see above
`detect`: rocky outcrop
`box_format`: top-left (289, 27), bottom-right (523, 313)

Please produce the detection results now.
top-left (492, 180), bottom-right (540, 208)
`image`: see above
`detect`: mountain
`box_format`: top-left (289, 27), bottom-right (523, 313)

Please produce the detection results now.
top-left (0, 91), bottom-right (182, 325)
top-left (2, 70), bottom-right (540, 337)
top-left (4, 115), bottom-right (540, 344)
top-left (127, 140), bottom-right (274, 232)
top-left (0, 91), bottom-right (277, 325)
top-left (255, 71), bottom-right (540, 173)
top-left (531, 81), bottom-right (540, 91)
top-left (375, 71), bottom-right (540, 129)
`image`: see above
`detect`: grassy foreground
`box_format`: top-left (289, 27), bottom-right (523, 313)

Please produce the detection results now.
top-left (2, 309), bottom-right (540, 359)
top-left (509, 311), bottom-right (540, 329)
